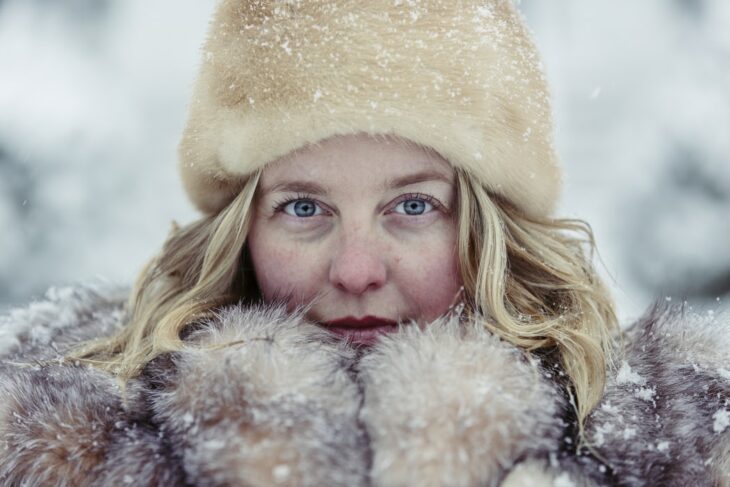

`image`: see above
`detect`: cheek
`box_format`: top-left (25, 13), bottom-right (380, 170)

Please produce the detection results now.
top-left (396, 236), bottom-right (462, 322)
top-left (247, 229), bottom-right (321, 305)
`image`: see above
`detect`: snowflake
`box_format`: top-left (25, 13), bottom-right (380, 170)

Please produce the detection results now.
top-left (616, 361), bottom-right (646, 386)
top-left (713, 409), bottom-right (729, 434)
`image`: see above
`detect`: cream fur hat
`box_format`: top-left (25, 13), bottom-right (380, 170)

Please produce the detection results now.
top-left (179, 0), bottom-right (561, 218)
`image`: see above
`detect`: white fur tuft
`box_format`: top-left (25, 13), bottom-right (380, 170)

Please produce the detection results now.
top-left (358, 315), bottom-right (563, 486)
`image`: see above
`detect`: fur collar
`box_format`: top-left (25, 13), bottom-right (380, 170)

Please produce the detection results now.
top-left (0, 283), bottom-right (728, 486)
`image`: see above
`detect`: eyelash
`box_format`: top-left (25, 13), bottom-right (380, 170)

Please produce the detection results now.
top-left (271, 192), bottom-right (318, 215)
top-left (272, 192), bottom-right (444, 216)
top-left (393, 192), bottom-right (444, 213)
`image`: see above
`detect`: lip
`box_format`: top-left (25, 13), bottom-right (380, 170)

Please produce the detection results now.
top-left (321, 315), bottom-right (399, 346)
top-left (324, 316), bottom-right (398, 328)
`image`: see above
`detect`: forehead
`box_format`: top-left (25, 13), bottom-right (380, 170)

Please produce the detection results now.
top-left (260, 134), bottom-right (454, 191)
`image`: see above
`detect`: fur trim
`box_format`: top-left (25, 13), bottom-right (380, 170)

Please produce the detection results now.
top-left (0, 366), bottom-right (184, 485)
top-left (580, 303), bottom-right (730, 485)
top-left (500, 460), bottom-right (593, 487)
top-left (714, 439), bottom-right (730, 487)
top-left (0, 279), bottom-right (128, 360)
top-left (357, 317), bottom-right (564, 486)
top-left (146, 304), bottom-right (370, 486)
top-left (2, 285), bottom-right (728, 485)
top-left (179, 0), bottom-right (561, 218)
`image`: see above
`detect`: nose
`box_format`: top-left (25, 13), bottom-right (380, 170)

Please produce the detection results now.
top-left (329, 231), bottom-right (387, 296)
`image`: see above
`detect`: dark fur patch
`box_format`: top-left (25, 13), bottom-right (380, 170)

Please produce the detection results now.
top-left (579, 303), bottom-right (730, 485)
top-left (0, 365), bottom-right (185, 485)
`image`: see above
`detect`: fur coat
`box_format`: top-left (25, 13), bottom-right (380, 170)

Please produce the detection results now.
top-left (0, 282), bottom-right (728, 486)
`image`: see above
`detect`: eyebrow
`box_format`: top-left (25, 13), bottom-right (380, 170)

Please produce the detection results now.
top-left (386, 170), bottom-right (454, 190)
top-left (262, 169), bottom-right (453, 195)
top-left (263, 180), bottom-right (328, 196)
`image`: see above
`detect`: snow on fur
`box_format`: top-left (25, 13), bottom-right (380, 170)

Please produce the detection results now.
top-left (582, 303), bottom-right (730, 485)
top-left (0, 365), bottom-right (183, 485)
top-left (0, 285), bottom-right (728, 485)
top-left (0, 279), bottom-right (128, 358)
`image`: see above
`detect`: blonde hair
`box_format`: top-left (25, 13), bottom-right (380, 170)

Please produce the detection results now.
top-left (454, 169), bottom-right (618, 436)
top-left (70, 164), bottom-right (618, 438)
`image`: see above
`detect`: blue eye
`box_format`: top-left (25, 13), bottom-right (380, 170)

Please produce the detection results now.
top-left (394, 198), bottom-right (434, 216)
top-left (282, 199), bottom-right (322, 217)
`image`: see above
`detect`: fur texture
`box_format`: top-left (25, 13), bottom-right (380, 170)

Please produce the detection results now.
top-left (1, 282), bottom-right (728, 486)
top-left (576, 304), bottom-right (730, 486)
top-left (357, 319), bottom-right (564, 486)
top-left (179, 0), bottom-right (561, 218)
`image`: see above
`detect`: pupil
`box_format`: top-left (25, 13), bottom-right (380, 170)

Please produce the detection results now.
top-left (404, 200), bottom-right (425, 215)
top-left (294, 200), bottom-right (315, 217)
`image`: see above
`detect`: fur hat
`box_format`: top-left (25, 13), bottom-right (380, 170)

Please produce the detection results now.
top-left (179, 0), bottom-right (561, 218)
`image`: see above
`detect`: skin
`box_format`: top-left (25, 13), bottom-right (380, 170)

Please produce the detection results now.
top-left (247, 133), bottom-right (463, 328)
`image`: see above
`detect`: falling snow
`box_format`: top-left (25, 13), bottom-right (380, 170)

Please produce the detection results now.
top-left (0, 1), bottom-right (727, 321)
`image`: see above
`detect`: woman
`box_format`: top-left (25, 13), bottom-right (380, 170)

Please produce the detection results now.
top-left (1, 1), bottom-right (727, 485)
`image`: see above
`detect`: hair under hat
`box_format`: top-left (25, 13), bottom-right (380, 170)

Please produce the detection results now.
top-left (179, 0), bottom-right (562, 218)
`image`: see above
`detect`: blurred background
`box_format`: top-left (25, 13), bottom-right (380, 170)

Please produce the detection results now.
top-left (1, 0), bottom-right (728, 323)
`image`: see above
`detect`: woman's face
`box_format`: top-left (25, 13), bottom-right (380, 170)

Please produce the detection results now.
top-left (247, 133), bottom-right (463, 345)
